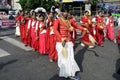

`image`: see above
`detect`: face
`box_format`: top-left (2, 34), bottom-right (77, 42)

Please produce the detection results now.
top-left (32, 13), bottom-right (36, 19)
top-left (98, 12), bottom-right (102, 17)
top-left (49, 13), bottom-right (54, 18)
top-left (68, 13), bottom-right (72, 19)
top-left (62, 11), bottom-right (68, 18)
top-left (20, 11), bottom-right (24, 16)
top-left (39, 16), bottom-right (44, 22)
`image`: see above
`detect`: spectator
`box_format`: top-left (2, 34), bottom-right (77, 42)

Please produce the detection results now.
top-left (9, 14), bottom-right (14, 20)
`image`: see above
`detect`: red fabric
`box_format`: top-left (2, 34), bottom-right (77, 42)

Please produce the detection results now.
top-left (81, 16), bottom-right (94, 45)
top-left (54, 18), bottom-right (84, 42)
top-left (38, 22), bottom-right (47, 54)
top-left (46, 19), bottom-right (58, 61)
top-left (46, 19), bottom-right (51, 53)
top-left (106, 18), bottom-right (114, 41)
top-left (17, 15), bottom-right (26, 44)
top-left (25, 19), bottom-right (32, 46)
top-left (96, 16), bottom-right (104, 46)
top-left (30, 20), bottom-right (38, 51)
top-left (117, 28), bottom-right (120, 44)
top-left (69, 18), bottom-right (77, 44)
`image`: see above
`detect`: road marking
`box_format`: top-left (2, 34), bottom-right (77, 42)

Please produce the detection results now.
top-left (0, 36), bottom-right (32, 51)
top-left (0, 48), bottom-right (11, 58)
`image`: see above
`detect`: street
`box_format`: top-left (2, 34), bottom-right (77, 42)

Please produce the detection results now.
top-left (0, 27), bottom-right (120, 80)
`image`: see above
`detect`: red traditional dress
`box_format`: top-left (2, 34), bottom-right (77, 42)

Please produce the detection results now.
top-left (117, 28), bottom-right (120, 44)
top-left (69, 17), bottom-right (77, 44)
top-left (24, 17), bottom-right (30, 45)
top-left (106, 17), bottom-right (114, 41)
top-left (30, 19), bottom-right (37, 50)
top-left (81, 15), bottom-right (94, 46)
top-left (26, 18), bottom-right (32, 46)
top-left (46, 19), bottom-right (58, 61)
top-left (37, 21), bottom-right (47, 54)
top-left (96, 16), bottom-right (104, 46)
top-left (17, 15), bottom-right (26, 44)
top-left (54, 17), bottom-right (85, 78)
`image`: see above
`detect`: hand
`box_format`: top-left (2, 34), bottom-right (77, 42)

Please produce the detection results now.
top-left (61, 38), bottom-right (66, 47)
top-left (62, 40), bottom-right (66, 47)
top-left (84, 28), bottom-right (89, 33)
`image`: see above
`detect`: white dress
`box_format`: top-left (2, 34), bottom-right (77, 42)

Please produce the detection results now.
top-left (56, 42), bottom-right (80, 78)
top-left (15, 23), bottom-right (20, 36)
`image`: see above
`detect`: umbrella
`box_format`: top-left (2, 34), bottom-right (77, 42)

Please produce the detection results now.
top-left (35, 7), bottom-right (46, 13)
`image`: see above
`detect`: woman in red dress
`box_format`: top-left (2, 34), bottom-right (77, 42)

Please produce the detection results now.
top-left (36, 13), bottom-right (47, 54)
top-left (117, 28), bottom-right (120, 44)
top-left (106, 12), bottom-right (115, 41)
top-left (46, 12), bottom-right (57, 62)
top-left (81, 11), bottom-right (96, 48)
top-left (17, 11), bottom-right (26, 44)
top-left (96, 11), bottom-right (105, 46)
top-left (30, 12), bottom-right (38, 51)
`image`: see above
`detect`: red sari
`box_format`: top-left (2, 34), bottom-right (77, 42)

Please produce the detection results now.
top-left (81, 15), bottom-right (94, 46)
top-left (24, 17), bottom-right (30, 45)
top-left (106, 17), bottom-right (114, 41)
top-left (117, 28), bottom-right (120, 44)
top-left (30, 19), bottom-right (38, 50)
top-left (46, 19), bottom-right (57, 61)
top-left (38, 22), bottom-right (47, 54)
top-left (96, 16), bottom-right (104, 46)
top-left (26, 18), bottom-right (32, 46)
top-left (17, 15), bottom-right (26, 44)
top-left (69, 17), bottom-right (77, 44)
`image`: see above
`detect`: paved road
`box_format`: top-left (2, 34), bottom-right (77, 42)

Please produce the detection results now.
top-left (0, 27), bottom-right (120, 80)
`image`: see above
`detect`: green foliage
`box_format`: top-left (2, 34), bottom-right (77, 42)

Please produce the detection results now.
top-left (19, 0), bottom-right (27, 10)
top-left (90, 0), bottom-right (98, 5)
top-left (19, 0), bottom-right (55, 11)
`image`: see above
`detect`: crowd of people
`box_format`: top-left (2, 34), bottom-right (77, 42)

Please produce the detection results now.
top-left (14, 4), bottom-right (120, 80)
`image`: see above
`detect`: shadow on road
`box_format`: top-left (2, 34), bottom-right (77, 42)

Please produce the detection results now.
top-left (75, 46), bottom-right (88, 72)
top-left (0, 59), bottom-right (18, 70)
top-left (113, 44), bottom-right (120, 80)
top-left (49, 74), bottom-right (70, 80)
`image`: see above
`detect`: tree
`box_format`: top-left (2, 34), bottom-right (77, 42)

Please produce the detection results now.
top-left (90, 0), bottom-right (98, 5)
top-left (19, 0), bottom-right (55, 11)
top-left (19, 0), bottom-right (27, 10)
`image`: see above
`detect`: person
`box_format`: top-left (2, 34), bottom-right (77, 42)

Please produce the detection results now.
top-left (15, 12), bottom-right (20, 37)
top-left (117, 28), bottom-right (120, 44)
top-left (81, 10), bottom-right (96, 48)
top-left (36, 12), bottom-right (47, 54)
top-left (106, 12), bottom-right (115, 42)
top-left (68, 12), bottom-right (77, 45)
top-left (25, 11), bottom-right (32, 47)
top-left (17, 10), bottom-right (26, 44)
top-left (30, 11), bottom-right (38, 51)
top-left (54, 5), bottom-right (87, 79)
top-left (117, 17), bottom-right (120, 27)
top-left (46, 12), bottom-right (57, 62)
top-left (96, 11), bottom-right (105, 46)
top-left (9, 14), bottom-right (15, 20)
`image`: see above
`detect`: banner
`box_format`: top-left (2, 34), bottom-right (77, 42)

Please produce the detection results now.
top-left (0, 20), bottom-right (16, 28)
